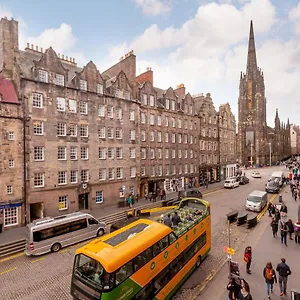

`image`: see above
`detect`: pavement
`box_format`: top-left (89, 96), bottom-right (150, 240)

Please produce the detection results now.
top-left (197, 183), bottom-right (300, 300)
top-left (0, 180), bottom-right (224, 246)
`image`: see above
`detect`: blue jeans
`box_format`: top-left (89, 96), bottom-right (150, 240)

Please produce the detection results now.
top-left (266, 283), bottom-right (273, 295)
top-left (281, 233), bottom-right (287, 245)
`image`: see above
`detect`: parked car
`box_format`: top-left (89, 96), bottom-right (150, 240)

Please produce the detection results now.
top-left (265, 180), bottom-right (280, 193)
top-left (224, 178), bottom-right (240, 189)
top-left (237, 175), bottom-right (250, 185)
top-left (178, 188), bottom-right (203, 200)
top-left (251, 171), bottom-right (261, 178)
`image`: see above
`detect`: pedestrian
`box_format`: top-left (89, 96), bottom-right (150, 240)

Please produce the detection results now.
top-left (127, 195), bottom-right (133, 208)
top-left (159, 189), bottom-right (164, 200)
top-left (135, 193), bottom-right (139, 203)
top-left (205, 178), bottom-right (209, 189)
top-left (237, 280), bottom-right (253, 300)
top-left (263, 262), bottom-right (277, 298)
top-left (275, 209), bottom-right (281, 222)
top-left (294, 222), bottom-right (300, 244)
top-left (280, 221), bottom-right (288, 246)
top-left (163, 214), bottom-right (172, 227)
top-left (280, 204), bottom-right (287, 217)
top-left (0, 210), bottom-right (3, 233)
top-left (276, 258), bottom-right (292, 296)
top-left (144, 191), bottom-right (148, 201)
top-left (270, 217), bottom-right (278, 238)
top-left (243, 246), bottom-right (252, 274)
top-left (294, 189), bottom-right (298, 201)
top-left (226, 277), bottom-right (240, 300)
top-left (286, 219), bottom-right (294, 240)
top-left (267, 203), bottom-right (273, 217)
top-left (171, 211), bottom-right (182, 226)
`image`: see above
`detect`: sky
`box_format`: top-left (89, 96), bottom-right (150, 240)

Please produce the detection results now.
top-left (1, 0), bottom-right (300, 127)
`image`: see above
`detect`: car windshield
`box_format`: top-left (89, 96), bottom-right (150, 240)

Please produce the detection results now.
top-left (74, 254), bottom-right (114, 291)
top-left (225, 180), bottom-right (232, 183)
top-left (248, 196), bottom-right (262, 203)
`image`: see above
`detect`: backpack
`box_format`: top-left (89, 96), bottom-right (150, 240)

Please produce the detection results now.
top-left (266, 268), bottom-right (273, 280)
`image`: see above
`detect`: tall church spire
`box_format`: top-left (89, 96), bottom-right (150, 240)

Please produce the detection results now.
top-left (246, 20), bottom-right (257, 76)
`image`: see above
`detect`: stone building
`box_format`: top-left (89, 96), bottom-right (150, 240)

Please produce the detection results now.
top-left (237, 21), bottom-right (291, 166)
top-left (219, 103), bottom-right (237, 179)
top-left (290, 124), bottom-right (300, 155)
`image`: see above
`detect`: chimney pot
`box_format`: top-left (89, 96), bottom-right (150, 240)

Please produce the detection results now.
top-left (36, 46), bottom-right (38, 51)
top-left (31, 44), bottom-right (34, 49)
top-left (11, 17), bottom-right (14, 21)
top-left (66, 56), bottom-right (68, 61)
top-left (62, 54), bottom-right (64, 59)
top-left (73, 58), bottom-right (75, 63)
top-left (41, 47), bottom-right (43, 53)
top-left (26, 42), bottom-right (29, 48)
top-left (58, 53), bottom-right (60, 58)
top-left (4, 16), bottom-right (7, 20)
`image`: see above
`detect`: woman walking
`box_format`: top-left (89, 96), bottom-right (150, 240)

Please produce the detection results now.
top-left (286, 219), bottom-right (294, 240)
top-left (270, 218), bottom-right (278, 238)
top-left (263, 262), bottom-right (277, 298)
top-left (244, 246), bottom-right (252, 274)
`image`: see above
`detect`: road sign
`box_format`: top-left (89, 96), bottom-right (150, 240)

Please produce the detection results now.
top-left (227, 248), bottom-right (235, 255)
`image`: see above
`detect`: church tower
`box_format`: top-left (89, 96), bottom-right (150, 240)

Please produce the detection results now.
top-left (237, 21), bottom-right (268, 165)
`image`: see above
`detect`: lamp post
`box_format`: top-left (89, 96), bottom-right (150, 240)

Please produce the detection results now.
top-left (250, 143), bottom-right (254, 166)
top-left (269, 142), bottom-right (272, 167)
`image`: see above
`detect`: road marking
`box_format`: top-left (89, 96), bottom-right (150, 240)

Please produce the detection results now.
top-left (59, 249), bottom-right (68, 254)
top-left (204, 189), bottom-right (222, 196)
top-left (0, 252), bottom-right (24, 264)
top-left (31, 257), bottom-right (45, 263)
top-left (257, 193), bottom-right (277, 221)
top-left (0, 266), bottom-right (17, 276)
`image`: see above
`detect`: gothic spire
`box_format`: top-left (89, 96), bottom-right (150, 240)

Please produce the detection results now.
top-left (275, 108), bottom-right (279, 119)
top-left (246, 20), bottom-right (258, 76)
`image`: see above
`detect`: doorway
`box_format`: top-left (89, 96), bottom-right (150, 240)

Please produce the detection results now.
top-left (30, 202), bottom-right (43, 221)
top-left (78, 193), bottom-right (89, 210)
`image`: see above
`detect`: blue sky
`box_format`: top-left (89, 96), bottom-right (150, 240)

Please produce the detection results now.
top-left (1, 0), bottom-right (300, 126)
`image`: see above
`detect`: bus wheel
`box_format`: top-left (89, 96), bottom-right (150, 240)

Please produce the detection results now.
top-left (51, 243), bottom-right (61, 253)
top-left (196, 256), bottom-right (201, 268)
top-left (97, 229), bottom-right (104, 237)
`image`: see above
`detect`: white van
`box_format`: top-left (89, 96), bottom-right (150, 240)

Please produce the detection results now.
top-left (224, 178), bottom-right (239, 189)
top-left (25, 212), bottom-right (107, 256)
top-left (270, 171), bottom-right (284, 187)
top-left (245, 190), bottom-right (268, 212)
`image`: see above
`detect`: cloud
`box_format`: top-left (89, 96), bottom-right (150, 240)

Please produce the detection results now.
top-left (289, 1), bottom-right (300, 35)
top-left (134, 0), bottom-right (172, 16)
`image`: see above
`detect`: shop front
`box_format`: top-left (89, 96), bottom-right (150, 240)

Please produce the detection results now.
top-left (148, 179), bottom-right (165, 195)
top-left (0, 201), bottom-right (23, 229)
top-left (164, 177), bottom-right (184, 193)
top-left (225, 163), bottom-right (236, 178)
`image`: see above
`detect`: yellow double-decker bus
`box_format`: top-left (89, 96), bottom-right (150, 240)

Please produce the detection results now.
top-left (70, 197), bottom-right (211, 300)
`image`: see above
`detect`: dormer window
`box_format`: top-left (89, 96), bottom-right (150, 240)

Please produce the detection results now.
top-left (149, 95), bottom-right (155, 107)
top-left (97, 84), bottom-right (103, 94)
top-left (165, 99), bottom-right (170, 110)
top-left (38, 70), bottom-right (48, 83)
top-left (124, 91), bottom-right (130, 100)
top-left (171, 100), bottom-right (175, 111)
top-left (80, 80), bottom-right (87, 91)
top-left (55, 74), bottom-right (65, 86)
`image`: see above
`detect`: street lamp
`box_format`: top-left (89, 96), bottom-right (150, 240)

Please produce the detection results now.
top-left (269, 142), bottom-right (272, 167)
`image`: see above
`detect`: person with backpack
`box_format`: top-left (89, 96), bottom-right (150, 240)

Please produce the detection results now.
top-left (244, 246), bottom-right (252, 274)
top-left (263, 262), bottom-right (277, 298)
top-left (276, 258), bottom-right (292, 296)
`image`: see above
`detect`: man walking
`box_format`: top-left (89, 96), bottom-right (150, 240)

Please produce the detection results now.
top-left (276, 258), bottom-right (292, 296)
top-left (280, 221), bottom-right (289, 246)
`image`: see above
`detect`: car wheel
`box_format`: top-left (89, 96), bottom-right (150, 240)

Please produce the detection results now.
top-left (97, 228), bottom-right (104, 237)
top-left (51, 243), bottom-right (61, 253)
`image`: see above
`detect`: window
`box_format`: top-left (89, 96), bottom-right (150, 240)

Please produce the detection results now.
top-left (189, 105), bottom-right (193, 115)
top-left (130, 148), bottom-right (136, 158)
top-left (157, 115), bottom-right (162, 126)
top-left (150, 131), bottom-right (155, 142)
top-left (190, 164), bottom-right (194, 173)
top-left (107, 106), bottom-right (114, 118)
top-left (80, 101), bottom-right (88, 114)
top-left (190, 150), bottom-right (194, 158)
top-left (172, 118), bottom-right (175, 128)
top-left (157, 148), bottom-right (162, 159)
top-left (116, 107), bottom-right (123, 120)
top-left (166, 165), bottom-right (170, 175)
top-left (99, 169), bottom-right (106, 181)
top-left (69, 124), bottom-right (77, 137)
top-left (172, 149), bottom-right (176, 159)
top-left (115, 89), bottom-right (121, 98)
top-left (150, 148), bottom-right (155, 159)
top-left (107, 127), bottom-right (114, 139)
top-left (81, 169), bottom-right (89, 182)
top-left (80, 80), bottom-right (87, 91)
top-left (116, 262), bottom-right (133, 284)
top-left (157, 131), bottom-right (162, 143)
top-left (165, 116), bottom-right (169, 127)
top-left (141, 148), bottom-right (146, 159)
top-left (171, 100), bottom-right (175, 111)
top-left (130, 130), bottom-right (136, 140)
top-left (178, 149), bottom-right (182, 158)
top-left (98, 105), bottom-right (105, 117)
top-left (150, 114), bottom-right (155, 125)
top-left (141, 112), bottom-right (146, 124)
top-left (8, 159), bottom-right (14, 168)
top-left (99, 148), bottom-right (106, 159)
top-left (141, 166), bottom-right (146, 176)
top-left (108, 147), bottom-right (114, 159)
top-left (69, 99), bottom-right (77, 113)
top-left (32, 93), bottom-right (43, 108)
top-left (33, 121), bottom-right (44, 135)
top-left (34, 173), bottom-right (45, 187)
top-left (185, 149), bottom-right (188, 158)
top-left (116, 167), bottom-right (123, 179)
top-left (129, 110), bottom-right (135, 121)
top-left (6, 185), bottom-right (13, 194)
top-left (115, 128), bottom-right (122, 139)
top-left (158, 165), bottom-right (162, 176)
top-left (57, 123), bottom-right (66, 136)
top-left (178, 133), bottom-right (182, 144)
top-left (184, 134), bottom-right (188, 144)
top-left (190, 135), bottom-right (194, 144)
top-left (55, 74), bottom-right (64, 86)
top-left (141, 130), bottom-right (146, 141)
top-left (58, 171), bottom-right (67, 185)
top-left (58, 146), bottom-right (67, 160)
top-left (190, 121), bottom-right (193, 130)
top-left (124, 91), bottom-right (130, 100)
top-left (108, 168), bottom-right (114, 180)
top-left (165, 133), bottom-right (169, 143)
top-left (185, 120), bottom-right (188, 129)
top-left (56, 97), bottom-right (66, 112)
top-left (149, 95), bottom-right (155, 106)
top-left (34, 147), bottom-right (44, 161)
top-left (8, 131), bottom-right (15, 140)
top-left (79, 125), bottom-right (88, 137)
top-left (178, 119), bottom-right (182, 128)
top-left (70, 170), bottom-right (78, 184)
top-left (165, 99), bottom-right (170, 109)
top-left (150, 166), bottom-right (155, 177)
top-left (165, 148), bottom-right (169, 159)
top-left (96, 191), bottom-right (103, 204)
top-left (172, 133), bottom-right (176, 143)
top-left (116, 148), bottom-right (123, 159)
top-left (81, 147), bottom-right (89, 160)
top-left (185, 164), bottom-right (188, 174)
top-left (97, 84), bottom-right (103, 94)
top-left (4, 207), bottom-right (18, 226)
top-left (99, 126), bottom-right (105, 138)
top-left (58, 196), bottom-right (68, 210)
top-left (70, 146), bottom-right (77, 160)
top-left (179, 165), bottom-right (182, 174)
top-left (142, 94), bottom-right (147, 105)
top-left (38, 69), bottom-right (48, 83)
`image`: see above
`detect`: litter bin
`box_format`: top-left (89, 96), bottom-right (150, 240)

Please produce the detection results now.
top-left (291, 289), bottom-right (300, 300)
top-left (279, 194), bottom-right (283, 203)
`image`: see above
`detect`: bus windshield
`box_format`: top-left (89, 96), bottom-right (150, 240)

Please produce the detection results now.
top-left (74, 254), bottom-right (113, 291)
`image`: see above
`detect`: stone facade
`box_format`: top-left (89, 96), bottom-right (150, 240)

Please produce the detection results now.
top-left (237, 21), bottom-right (291, 166)
top-left (290, 124), bottom-right (300, 155)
